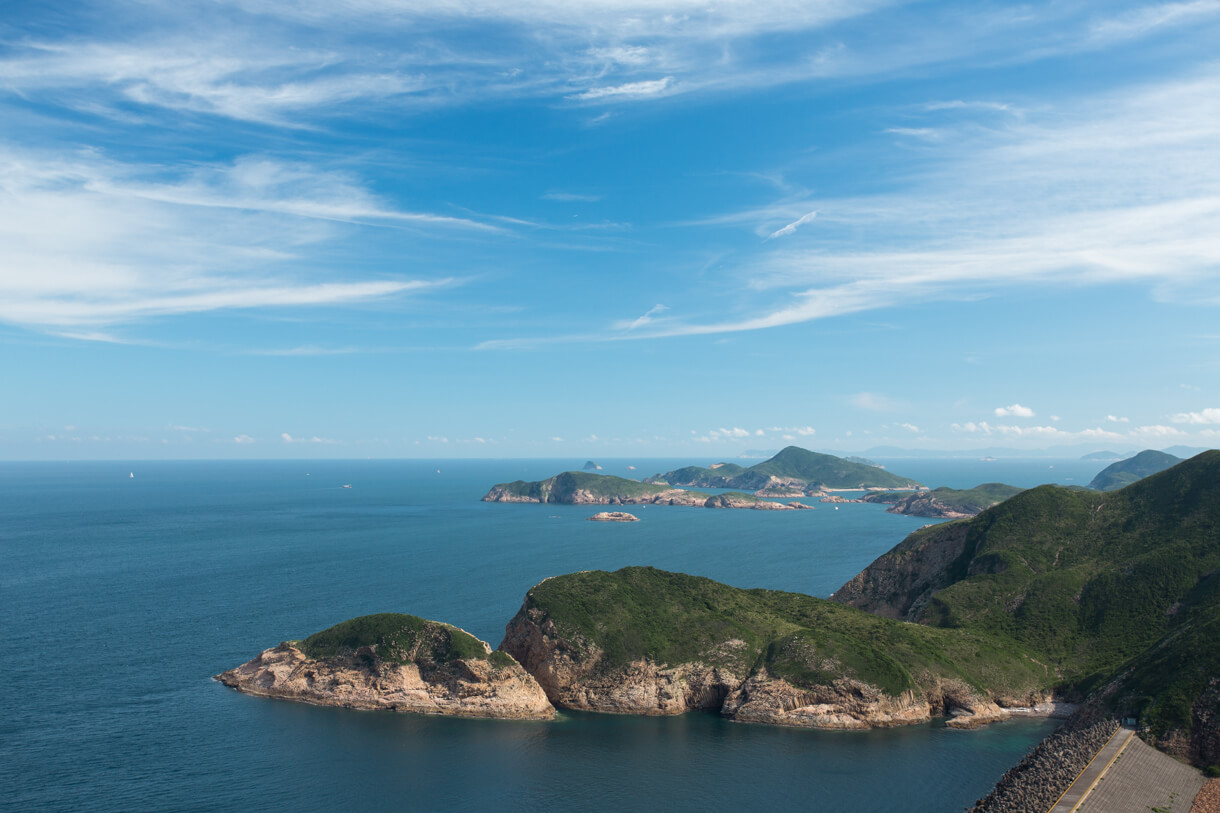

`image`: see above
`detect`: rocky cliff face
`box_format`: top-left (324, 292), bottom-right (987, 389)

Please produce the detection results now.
top-left (216, 642), bottom-right (555, 720)
top-left (832, 521), bottom-right (973, 620)
top-left (499, 588), bottom-right (1026, 729)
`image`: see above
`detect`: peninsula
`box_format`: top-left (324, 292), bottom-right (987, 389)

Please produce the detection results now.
top-left (861, 482), bottom-right (1024, 518)
top-left (1087, 448), bottom-right (1181, 491)
top-left (482, 470), bottom-right (807, 510)
top-left (482, 446), bottom-right (923, 509)
top-left (646, 445), bottom-right (923, 491)
top-left (217, 613), bottom-right (554, 720)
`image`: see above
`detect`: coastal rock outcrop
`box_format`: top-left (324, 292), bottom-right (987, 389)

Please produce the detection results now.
top-left (482, 471), bottom-right (801, 510)
top-left (216, 614), bottom-right (554, 720)
top-left (588, 511), bottom-right (639, 522)
top-left (861, 483), bottom-right (1023, 518)
top-left (499, 567), bottom-right (1049, 730)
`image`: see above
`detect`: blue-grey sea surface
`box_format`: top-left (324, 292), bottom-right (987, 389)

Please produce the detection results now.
top-left (1, 458), bottom-right (1098, 812)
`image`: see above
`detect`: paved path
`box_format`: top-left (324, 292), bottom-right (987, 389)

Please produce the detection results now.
top-left (1075, 735), bottom-right (1205, 813)
top-left (1048, 727), bottom-right (1134, 813)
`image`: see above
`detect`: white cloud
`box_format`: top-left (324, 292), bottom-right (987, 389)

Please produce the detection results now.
top-left (620, 304), bottom-right (670, 331)
top-left (551, 436), bottom-right (565, 442)
top-left (281, 432), bottom-right (334, 443)
top-left (884, 127), bottom-right (942, 140)
top-left (693, 426), bottom-right (758, 442)
top-left (0, 148), bottom-right (461, 330)
top-left (897, 422), bottom-right (920, 432)
top-left (922, 100), bottom-right (1013, 113)
top-left (995, 403), bottom-right (1035, 418)
top-left (766, 211), bottom-right (817, 240)
top-left (233, 434), bottom-right (256, 443)
top-left (851, 392), bottom-right (900, 411)
top-left (571, 77), bottom-right (674, 101)
top-left (598, 65), bottom-right (1220, 341)
top-left (1132, 424), bottom-right (1185, 437)
top-left (1106, 415), bottom-right (1130, 423)
top-left (426, 435), bottom-right (449, 443)
top-left (169, 424), bottom-right (210, 432)
top-left (1171, 408), bottom-right (1220, 424)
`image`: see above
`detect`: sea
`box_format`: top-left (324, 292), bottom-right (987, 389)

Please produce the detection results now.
top-left (0, 457), bottom-right (1105, 812)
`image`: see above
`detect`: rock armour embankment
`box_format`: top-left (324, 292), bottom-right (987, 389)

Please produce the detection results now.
top-left (967, 718), bottom-right (1119, 813)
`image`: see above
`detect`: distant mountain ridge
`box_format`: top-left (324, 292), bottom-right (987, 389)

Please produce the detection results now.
top-left (1087, 449), bottom-right (1180, 491)
top-left (648, 446), bottom-right (922, 491)
top-left (833, 450), bottom-right (1220, 765)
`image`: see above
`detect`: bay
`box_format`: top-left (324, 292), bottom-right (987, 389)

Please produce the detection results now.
top-left (0, 458), bottom-right (1090, 811)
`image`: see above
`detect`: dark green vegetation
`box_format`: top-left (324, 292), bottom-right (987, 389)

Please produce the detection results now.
top-left (1087, 449), bottom-right (1180, 491)
top-left (836, 451), bottom-right (1220, 761)
top-left (864, 483), bottom-right (1024, 516)
top-left (520, 567), bottom-right (1047, 699)
top-left (649, 446), bottom-right (921, 490)
top-left (300, 613), bottom-right (493, 666)
top-left (487, 471), bottom-right (677, 502)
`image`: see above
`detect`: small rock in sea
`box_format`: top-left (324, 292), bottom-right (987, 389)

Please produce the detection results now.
top-left (588, 511), bottom-right (639, 522)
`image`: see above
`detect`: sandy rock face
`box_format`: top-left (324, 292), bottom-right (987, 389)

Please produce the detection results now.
top-left (588, 511), bottom-right (639, 522)
top-left (721, 672), bottom-right (931, 729)
top-left (216, 643), bottom-right (555, 720)
top-left (500, 600), bottom-right (1009, 730)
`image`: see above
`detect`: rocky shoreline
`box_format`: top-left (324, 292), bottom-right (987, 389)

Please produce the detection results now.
top-left (968, 717), bottom-right (1119, 813)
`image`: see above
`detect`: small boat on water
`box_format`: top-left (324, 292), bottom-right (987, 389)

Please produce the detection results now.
top-left (341, 484), bottom-right (352, 489)
top-left (129, 472), bottom-right (134, 479)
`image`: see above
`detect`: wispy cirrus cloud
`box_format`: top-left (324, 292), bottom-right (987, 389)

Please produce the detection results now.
top-left (593, 63), bottom-right (1220, 340)
top-left (0, 147), bottom-right (465, 330)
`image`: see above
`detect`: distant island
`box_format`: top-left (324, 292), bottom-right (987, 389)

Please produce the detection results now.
top-left (582, 460), bottom-right (602, 471)
top-left (1087, 448), bottom-right (1180, 491)
top-left (862, 483), bottom-right (1024, 518)
top-left (482, 447), bottom-right (923, 510)
top-left (221, 451), bottom-right (1220, 772)
top-left (1080, 450), bottom-right (1127, 461)
top-left (645, 446), bottom-right (922, 491)
top-left (482, 471), bottom-right (809, 510)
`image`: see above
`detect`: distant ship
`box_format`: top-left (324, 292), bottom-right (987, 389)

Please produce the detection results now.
top-left (341, 484), bottom-right (352, 489)
top-left (129, 472), bottom-right (134, 479)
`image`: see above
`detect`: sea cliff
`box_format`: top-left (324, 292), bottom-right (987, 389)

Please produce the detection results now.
top-left (499, 567), bottom-right (1050, 730)
top-left (216, 613), bottom-right (554, 720)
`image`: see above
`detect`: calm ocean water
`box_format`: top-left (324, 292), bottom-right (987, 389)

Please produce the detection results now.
top-left (0, 458), bottom-right (1102, 812)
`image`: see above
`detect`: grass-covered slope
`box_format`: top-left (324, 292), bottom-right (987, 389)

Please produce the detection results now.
top-left (299, 612), bottom-right (510, 666)
top-left (1087, 449), bottom-right (1180, 491)
top-left (517, 567), bottom-right (1049, 701)
top-left (652, 446), bottom-right (921, 490)
top-left (863, 483), bottom-right (1024, 517)
top-left (484, 471), bottom-right (676, 502)
top-left (835, 451), bottom-right (1220, 757)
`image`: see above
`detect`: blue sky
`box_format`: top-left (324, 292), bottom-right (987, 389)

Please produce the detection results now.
top-left (2, 0), bottom-right (1219, 459)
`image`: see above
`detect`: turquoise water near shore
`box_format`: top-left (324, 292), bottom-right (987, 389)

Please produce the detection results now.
top-left (0, 458), bottom-right (1097, 811)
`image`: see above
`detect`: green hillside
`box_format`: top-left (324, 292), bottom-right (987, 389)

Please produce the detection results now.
top-left (299, 613), bottom-right (495, 665)
top-left (653, 446), bottom-right (921, 490)
top-left (1087, 449), bottom-right (1180, 491)
top-left (516, 566), bottom-right (1047, 700)
top-left (864, 482), bottom-right (1023, 516)
top-left (486, 471), bottom-right (675, 502)
top-left (834, 451), bottom-right (1220, 758)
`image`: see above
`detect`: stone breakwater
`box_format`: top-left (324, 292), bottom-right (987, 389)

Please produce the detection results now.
top-left (967, 718), bottom-right (1119, 813)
